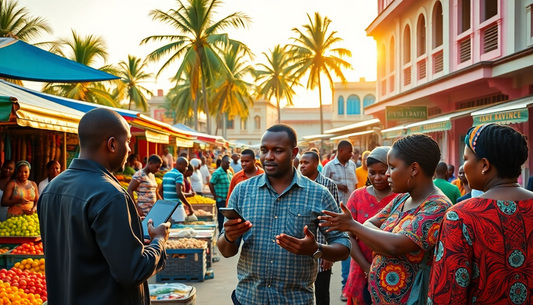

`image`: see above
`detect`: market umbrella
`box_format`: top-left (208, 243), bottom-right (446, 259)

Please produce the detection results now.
top-left (0, 38), bottom-right (119, 82)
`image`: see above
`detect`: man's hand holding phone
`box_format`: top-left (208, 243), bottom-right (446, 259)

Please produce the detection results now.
top-left (224, 218), bottom-right (252, 243)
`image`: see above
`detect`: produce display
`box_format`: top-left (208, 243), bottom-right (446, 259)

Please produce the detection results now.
top-left (0, 215), bottom-right (40, 237)
top-left (193, 210), bottom-right (212, 216)
top-left (13, 258), bottom-right (45, 274)
top-left (10, 243), bottom-right (43, 255)
top-left (0, 280), bottom-right (43, 304)
top-left (166, 238), bottom-right (207, 249)
top-left (0, 268), bottom-right (47, 303)
top-left (0, 248), bottom-right (10, 255)
top-left (187, 195), bottom-right (216, 204)
top-left (183, 221), bottom-right (207, 226)
top-left (149, 283), bottom-right (193, 301)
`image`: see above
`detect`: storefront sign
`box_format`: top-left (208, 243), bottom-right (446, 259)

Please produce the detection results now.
top-left (386, 106), bottom-right (427, 121)
top-left (407, 121), bottom-right (451, 135)
top-left (382, 129), bottom-right (405, 139)
top-left (472, 109), bottom-right (529, 126)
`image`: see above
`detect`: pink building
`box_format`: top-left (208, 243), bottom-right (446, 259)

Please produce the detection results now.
top-left (366, 0), bottom-right (533, 178)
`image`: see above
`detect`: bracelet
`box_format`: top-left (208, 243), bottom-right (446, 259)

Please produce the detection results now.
top-left (224, 233), bottom-right (236, 243)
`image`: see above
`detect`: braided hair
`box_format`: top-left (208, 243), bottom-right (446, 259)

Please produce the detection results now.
top-left (474, 124), bottom-right (528, 179)
top-left (391, 134), bottom-right (441, 177)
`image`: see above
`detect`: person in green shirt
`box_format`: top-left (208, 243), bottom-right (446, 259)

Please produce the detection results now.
top-left (434, 161), bottom-right (462, 204)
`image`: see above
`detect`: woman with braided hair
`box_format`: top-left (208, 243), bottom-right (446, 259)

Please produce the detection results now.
top-left (1, 161), bottom-right (39, 218)
top-left (428, 123), bottom-right (533, 305)
top-left (320, 134), bottom-right (452, 304)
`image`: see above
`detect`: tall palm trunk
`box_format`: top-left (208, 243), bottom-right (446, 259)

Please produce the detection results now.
top-left (276, 83), bottom-right (281, 124)
top-left (318, 74), bottom-right (324, 148)
top-left (194, 87), bottom-right (199, 130)
top-left (128, 99), bottom-right (132, 110)
top-left (200, 62), bottom-right (211, 135)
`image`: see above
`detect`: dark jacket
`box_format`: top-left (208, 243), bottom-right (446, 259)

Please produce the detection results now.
top-left (38, 159), bottom-right (166, 305)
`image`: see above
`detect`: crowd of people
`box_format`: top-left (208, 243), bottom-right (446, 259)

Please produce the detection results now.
top-left (3, 107), bottom-right (530, 305)
top-left (217, 122), bottom-right (533, 305)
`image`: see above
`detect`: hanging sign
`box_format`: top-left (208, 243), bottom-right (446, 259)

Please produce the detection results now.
top-left (386, 106), bottom-right (427, 121)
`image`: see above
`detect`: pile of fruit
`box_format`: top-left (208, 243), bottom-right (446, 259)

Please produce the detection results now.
top-left (0, 215), bottom-right (40, 237)
top-left (13, 258), bottom-right (45, 275)
top-left (166, 238), bottom-right (207, 249)
top-left (10, 243), bottom-right (43, 255)
top-left (188, 195), bottom-right (215, 204)
top-left (0, 247), bottom-right (10, 255)
top-left (0, 268), bottom-right (46, 303)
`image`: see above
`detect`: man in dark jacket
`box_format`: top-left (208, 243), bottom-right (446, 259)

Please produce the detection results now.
top-left (38, 108), bottom-right (169, 305)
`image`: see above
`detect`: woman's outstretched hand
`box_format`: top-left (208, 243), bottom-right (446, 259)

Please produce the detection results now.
top-left (319, 203), bottom-right (356, 233)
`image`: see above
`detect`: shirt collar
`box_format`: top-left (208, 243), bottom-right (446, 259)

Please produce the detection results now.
top-left (69, 158), bottom-right (119, 183)
top-left (258, 168), bottom-right (307, 189)
top-left (314, 172), bottom-right (325, 183)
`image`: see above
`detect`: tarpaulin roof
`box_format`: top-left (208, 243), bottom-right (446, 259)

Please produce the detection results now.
top-left (0, 38), bottom-right (119, 82)
top-left (0, 81), bottom-right (85, 133)
top-left (173, 123), bottom-right (227, 146)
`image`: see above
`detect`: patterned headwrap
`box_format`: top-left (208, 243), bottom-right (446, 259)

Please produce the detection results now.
top-left (465, 123), bottom-right (493, 159)
top-left (15, 160), bottom-right (31, 172)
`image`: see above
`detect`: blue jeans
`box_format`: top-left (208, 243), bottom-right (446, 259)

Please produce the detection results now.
top-left (341, 257), bottom-right (350, 290)
top-left (216, 200), bottom-right (227, 234)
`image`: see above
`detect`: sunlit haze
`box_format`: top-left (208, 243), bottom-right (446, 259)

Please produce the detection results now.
top-left (18, 0), bottom-right (378, 108)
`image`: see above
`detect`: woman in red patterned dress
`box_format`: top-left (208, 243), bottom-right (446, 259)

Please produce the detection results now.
top-left (344, 147), bottom-right (399, 305)
top-left (321, 134), bottom-right (452, 305)
top-left (428, 123), bottom-right (533, 305)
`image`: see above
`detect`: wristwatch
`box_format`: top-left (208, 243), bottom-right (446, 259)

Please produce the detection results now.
top-left (312, 244), bottom-right (323, 259)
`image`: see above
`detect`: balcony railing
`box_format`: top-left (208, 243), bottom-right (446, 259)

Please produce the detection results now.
top-left (417, 58), bottom-right (427, 80)
top-left (483, 23), bottom-right (499, 54)
top-left (433, 50), bottom-right (443, 73)
top-left (403, 66), bottom-right (411, 86)
top-left (459, 38), bottom-right (471, 63)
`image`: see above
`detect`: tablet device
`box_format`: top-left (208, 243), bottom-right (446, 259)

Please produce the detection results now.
top-left (142, 200), bottom-right (179, 239)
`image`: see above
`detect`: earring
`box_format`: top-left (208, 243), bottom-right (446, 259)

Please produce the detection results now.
top-left (482, 171), bottom-right (486, 175)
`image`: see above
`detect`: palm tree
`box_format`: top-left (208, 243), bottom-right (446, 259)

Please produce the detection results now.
top-left (116, 55), bottom-right (153, 111)
top-left (141, 0), bottom-right (251, 134)
top-left (210, 41), bottom-right (255, 138)
top-left (166, 73), bottom-right (203, 125)
top-left (43, 30), bottom-right (118, 107)
top-left (290, 12), bottom-right (352, 136)
top-left (0, 0), bottom-right (52, 40)
top-left (255, 44), bottom-right (299, 124)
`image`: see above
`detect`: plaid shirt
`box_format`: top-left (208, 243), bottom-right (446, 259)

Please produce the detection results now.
top-left (223, 170), bottom-right (351, 305)
top-left (210, 167), bottom-right (232, 201)
top-left (322, 157), bottom-right (358, 205)
top-left (313, 173), bottom-right (340, 272)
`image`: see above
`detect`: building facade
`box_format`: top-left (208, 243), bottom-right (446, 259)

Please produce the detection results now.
top-left (367, 0), bottom-right (533, 175)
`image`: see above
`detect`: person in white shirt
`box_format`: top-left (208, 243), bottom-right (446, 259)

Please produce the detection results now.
top-left (39, 160), bottom-right (61, 194)
top-left (200, 156), bottom-right (211, 186)
top-left (230, 153), bottom-right (242, 173)
top-left (161, 147), bottom-right (174, 169)
top-left (190, 158), bottom-right (204, 195)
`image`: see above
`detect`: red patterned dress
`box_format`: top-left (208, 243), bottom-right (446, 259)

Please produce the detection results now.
top-left (428, 198), bottom-right (533, 305)
top-left (344, 187), bottom-right (398, 305)
top-left (368, 193), bottom-right (451, 305)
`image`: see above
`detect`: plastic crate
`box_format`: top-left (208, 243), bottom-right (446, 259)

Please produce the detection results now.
top-left (5, 253), bottom-right (45, 269)
top-left (0, 245), bottom-right (19, 269)
top-left (157, 248), bottom-right (206, 283)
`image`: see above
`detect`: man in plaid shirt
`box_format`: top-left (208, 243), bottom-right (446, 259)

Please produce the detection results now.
top-left (322, 140), bottom-right (358, 301)
top-left (218, 125), bottom-right (351, 305)
top-left (300, 151), bottom-right (340, 305)
top-left (209, 155), bottom-right (233, 233)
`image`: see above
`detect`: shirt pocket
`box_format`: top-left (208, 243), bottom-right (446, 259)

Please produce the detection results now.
top-left (286, 209), bottom-right (315, 239)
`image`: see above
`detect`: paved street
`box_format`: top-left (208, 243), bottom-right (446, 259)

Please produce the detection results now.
top-left (193, 251), bottom-right (347, 305)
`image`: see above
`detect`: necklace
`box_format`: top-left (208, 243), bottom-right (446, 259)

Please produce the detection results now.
top-left (370, 187), bottom-right (393, 202)
top-left (402, 188), bottom-right (439, 212)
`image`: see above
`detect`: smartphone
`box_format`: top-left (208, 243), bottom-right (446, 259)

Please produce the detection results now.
top-left (219, 208), bottom-right (246, 222)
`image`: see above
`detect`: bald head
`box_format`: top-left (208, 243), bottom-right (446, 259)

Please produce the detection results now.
top-left (78, 108), bottom-right (131, 172)
top-left (175, 157), bottom-right (189, 173)
top-left (436, 161), bottom-right (448, 178)
top-left (78, 108), bottom-right (129, 153)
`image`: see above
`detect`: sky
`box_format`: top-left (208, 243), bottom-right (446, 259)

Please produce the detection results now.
top-left (18, 0), bottom-right (378, 108)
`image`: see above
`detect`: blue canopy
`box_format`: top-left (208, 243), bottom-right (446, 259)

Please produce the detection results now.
top-left (1, 80), bottom-right (137, 120)
top-left (0, 38), bottom-right (119, 82)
